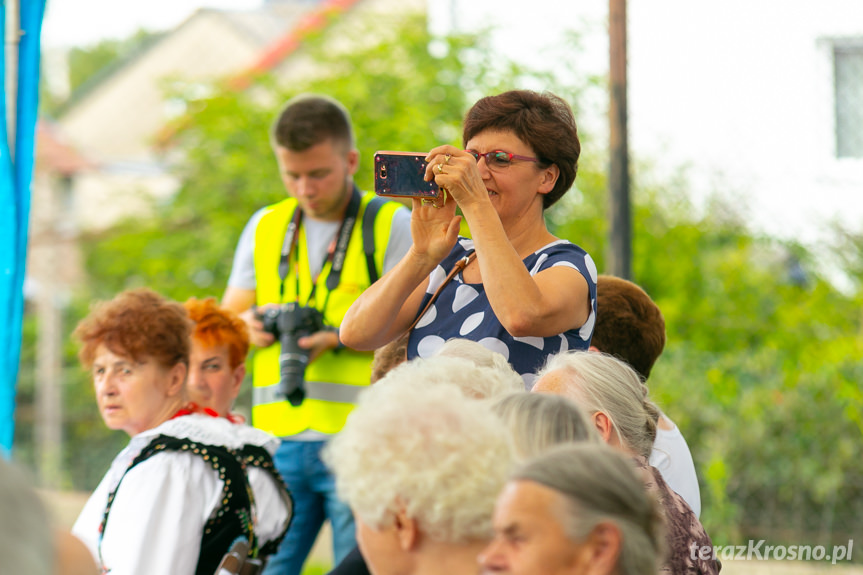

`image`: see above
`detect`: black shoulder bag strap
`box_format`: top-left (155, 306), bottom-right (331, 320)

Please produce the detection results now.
top-left (361, 195), bottom-right (388, 284)
top-left (324, 187), bottom-right (363, 293)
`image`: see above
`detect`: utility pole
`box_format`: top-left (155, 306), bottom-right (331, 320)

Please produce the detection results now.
top-left (608, 0), bottom-right (631, 279)
top-left (6, 0), bottom-right (20, 157)
top-left (33, 173), bottom-right (67, 489)
top-left (35, 283), bottom-right (63, 489)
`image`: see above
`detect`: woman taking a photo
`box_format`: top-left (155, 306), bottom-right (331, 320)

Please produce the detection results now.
top-left (341, 90), bottom-right (597, 387)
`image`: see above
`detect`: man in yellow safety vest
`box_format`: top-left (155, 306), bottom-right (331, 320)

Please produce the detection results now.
top-left (223, 94), bottom-right (411, 575)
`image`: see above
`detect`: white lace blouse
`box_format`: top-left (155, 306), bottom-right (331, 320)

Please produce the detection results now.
top-left (72, 414), bottom-right (290, 575)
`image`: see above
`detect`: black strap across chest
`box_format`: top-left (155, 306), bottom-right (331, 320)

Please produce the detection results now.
top-left (361, 195), bottom-right (387, 283)
top-left (277, 187), bottom-right (362, 304)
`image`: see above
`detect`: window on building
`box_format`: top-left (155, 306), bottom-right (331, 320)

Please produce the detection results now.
top-left (834, 44), bottom-right (863, 158)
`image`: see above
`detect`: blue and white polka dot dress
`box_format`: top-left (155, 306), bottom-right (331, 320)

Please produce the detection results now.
top-left (407, 237), bottom-right (598, 388)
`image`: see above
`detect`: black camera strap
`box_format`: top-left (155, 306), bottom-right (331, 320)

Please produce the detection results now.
top-left (278, 186), bottom-right (363, 309)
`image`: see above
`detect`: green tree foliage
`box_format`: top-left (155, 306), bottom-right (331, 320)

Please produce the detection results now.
top-left (552, 169), bottom-right (863, 549)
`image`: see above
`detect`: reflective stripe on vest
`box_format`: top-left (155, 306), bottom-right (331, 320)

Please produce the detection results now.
top-left (251, 192), bottom-right (402, 437)
top-left (253, 380), bottom-right (364, 406)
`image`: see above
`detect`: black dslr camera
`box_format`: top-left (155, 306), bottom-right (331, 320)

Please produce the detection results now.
top-left (255, 303), bottom-right (325, 406)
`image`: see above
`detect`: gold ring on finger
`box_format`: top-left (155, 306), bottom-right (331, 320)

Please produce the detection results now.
top-left (431, 187), bottom-right (448, 208)
top-left (444, 154), bottom-right (452, 165)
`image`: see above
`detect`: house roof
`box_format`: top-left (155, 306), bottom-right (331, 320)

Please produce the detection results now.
top-left (36, 121), bottom-right (91, 175)
top-left (222, 2), bottom-right (317, 47)
top-left (56, 1), bottom-right (329, 120)
top-left (58, 0), bottom-right (367, 120)
top-left (153, 0), bottom-right (364, 146)
top-left (227, 0), bottom-right (363, 90)
top-left (54, 31), bottom-right (167, 119)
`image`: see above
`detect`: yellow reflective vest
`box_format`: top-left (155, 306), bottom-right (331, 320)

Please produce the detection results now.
top-left (251, 191), bottom-right (403, 436)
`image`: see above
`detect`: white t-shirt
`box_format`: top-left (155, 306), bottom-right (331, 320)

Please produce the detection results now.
top-left (650, 416), bottom-right (702, 517)
top-left (72, 415), bottom-right (291, 575)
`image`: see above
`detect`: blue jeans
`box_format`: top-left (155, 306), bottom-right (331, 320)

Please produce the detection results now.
top-left (263, 439), bottom-right (356, 575)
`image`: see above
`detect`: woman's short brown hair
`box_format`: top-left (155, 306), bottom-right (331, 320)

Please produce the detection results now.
top-left (592, 275), bottom-right (666, 380)
top-left (462, 90), bottom-right (580, 209)
top-left (74, 288), bottom-right (192, 369)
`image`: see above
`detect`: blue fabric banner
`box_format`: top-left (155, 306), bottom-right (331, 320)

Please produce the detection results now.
top-left (0, 0), bottom-right (46, 453)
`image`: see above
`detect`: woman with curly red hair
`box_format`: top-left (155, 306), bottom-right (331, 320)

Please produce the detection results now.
top-left (184, 296), bottom-right (250, 420)
top-left (71, 288), bottom-right (291, 575)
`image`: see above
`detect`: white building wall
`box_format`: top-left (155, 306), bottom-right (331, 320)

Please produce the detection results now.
top-left (432, 0), bottom-right (863, 246)
top-left (627, 0), bottom-right (863, 243)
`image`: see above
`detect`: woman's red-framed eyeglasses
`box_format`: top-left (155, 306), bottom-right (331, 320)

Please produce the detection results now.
top-left (466, 150), bottom-right (539, 170)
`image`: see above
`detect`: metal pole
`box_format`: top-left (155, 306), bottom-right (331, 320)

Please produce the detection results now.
top-left (608, 0), bottom-right (631, 279)
top-left (5, 0), bottom-right (21, 160)
top-left (36, 289), bottom-right (63, 489)
top-left (33, 173), bottom-right (69, 488)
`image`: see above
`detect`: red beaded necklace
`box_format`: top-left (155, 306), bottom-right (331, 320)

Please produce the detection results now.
top-left (171, 402), bottom-right (232, 421)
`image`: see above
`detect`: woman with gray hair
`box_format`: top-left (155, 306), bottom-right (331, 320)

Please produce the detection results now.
top-left (323, 360), bottom-right (514, 575)
top-left (535, 350), bottom-right (660, 458)
top-left (489, 392), bottom-right (599, 461)
top-left (480, 442), bottom-right (665, 575)
top-left (532, 351), bottom-right (719, 575)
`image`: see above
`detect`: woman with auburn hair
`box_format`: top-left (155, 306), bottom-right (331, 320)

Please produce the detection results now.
top-left (184, 296), bottom-right (250, 419)
top-left (341, 90), bottom-right (597, 389)
top-left (71, 289), bottom-right (291, 575)
top-left (184, 296), bottom-right (295, 560)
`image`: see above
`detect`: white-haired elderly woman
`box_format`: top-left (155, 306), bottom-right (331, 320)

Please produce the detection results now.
top-left (377, 347), bottom-right (524, 400)
top-left (481, 442), bottom-right (665, 575)
top-left (370, 336), bottom-right (524, 392)
top-left (323, 359), bottom-right (515, 575)
top-left (532, 351), bottom-right (719, 575)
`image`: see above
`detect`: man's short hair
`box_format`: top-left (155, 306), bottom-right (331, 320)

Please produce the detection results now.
top-left (271, 93), bottom-right (355, 152)
top-left (592, 275), bottom-right (665, 380)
